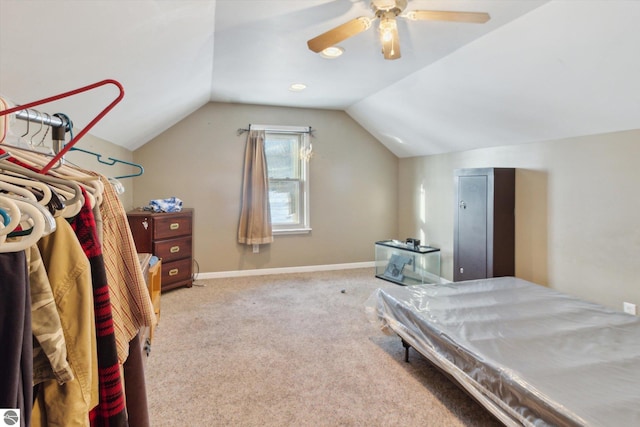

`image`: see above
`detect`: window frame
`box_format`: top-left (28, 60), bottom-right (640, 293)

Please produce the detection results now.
top-left (255, 124), bottom-right (311, 235)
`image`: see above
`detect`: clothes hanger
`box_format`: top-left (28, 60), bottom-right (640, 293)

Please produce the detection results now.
top-left (0, 111), bottom-right (105, 209)
top-left (2, 193), bottom-right (56, 236)
top-left (42, 161), bottom-right (101, 209)
top-left (45, 186), bottom-right (65, 215)
top-left (0, 155), bottom-right (79, 217)
top-left (53, 190), bottom-right (82, 218)
top-left (0, 205), bottom-right (10, 226)
top-left (29, 110), bottom-right (44, 146)
top-left (108, 177), bottom-right (125, 195)
top-left (0, 172), bottom-right (52, 205)
top-left (69, 146), bottom-right (144, 179)
top-left (0, 158), bottom-right (84, 208)
top-left (1, 145), bottom-right (102, 208)
top-left (0, 179), bottom-right (39, 201)
top-left (47, 158), bottom-right (104, 201)
top-left (0, 196), bottom-right (46, 253)
top-left (34, 113), bottom-right (52, 149)
top-left (0, 195), bottom-right (21, 237)
top-left (19, 110), bottom-right (30, 140)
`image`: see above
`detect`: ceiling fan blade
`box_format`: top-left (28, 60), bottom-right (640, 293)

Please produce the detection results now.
top-left (405, 10), bottom-right (490, 24)
top-left (307, 17), bottom-right (372, 53)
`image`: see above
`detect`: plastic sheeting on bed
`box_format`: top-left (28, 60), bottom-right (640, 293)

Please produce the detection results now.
top-left (366, 277), bottom-right (640, 427)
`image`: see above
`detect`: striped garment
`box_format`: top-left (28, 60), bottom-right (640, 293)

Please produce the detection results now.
top-left (71, 187), bottom-right (127, 426)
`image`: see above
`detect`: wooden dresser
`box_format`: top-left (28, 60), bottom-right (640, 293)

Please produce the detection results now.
top-left (127, 209), bottom-right (194, 291)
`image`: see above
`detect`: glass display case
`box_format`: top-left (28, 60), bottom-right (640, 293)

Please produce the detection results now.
top-left (375, 240), bottom-right (441, 286)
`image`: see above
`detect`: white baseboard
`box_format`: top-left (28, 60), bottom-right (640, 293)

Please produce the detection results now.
top-left (196, 261), bottom-right (375, 280)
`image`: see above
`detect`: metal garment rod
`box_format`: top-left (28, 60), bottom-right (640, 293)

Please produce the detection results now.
top-left (14, 109), bottom-right (66, 128)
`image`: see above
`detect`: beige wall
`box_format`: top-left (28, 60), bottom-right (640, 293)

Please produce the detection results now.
top-left (13, 101), bottom-right (637, 311)
top-left (399, 129), bottom-right (640, 310)
top-left (132, 102), bottom-right (399, 273)
top-left (45, 103), bottom-right (638, 312)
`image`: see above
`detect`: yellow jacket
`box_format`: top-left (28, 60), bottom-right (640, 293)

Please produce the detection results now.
top-left (32, 217), bottom-right (98, 426)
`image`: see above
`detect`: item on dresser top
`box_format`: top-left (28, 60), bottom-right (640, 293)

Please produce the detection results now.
top-left (146, 197), bottom-right (182, 213)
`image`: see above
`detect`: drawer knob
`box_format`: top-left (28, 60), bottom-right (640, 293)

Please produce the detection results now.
top-left (170, 223), bottom-right (180, 230)
top-left (169, 268), bottom-right (179, 276)
top-left (170, 245), bottom-right (180, 253)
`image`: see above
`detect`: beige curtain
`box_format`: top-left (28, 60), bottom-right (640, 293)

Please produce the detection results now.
top-left (238, 129), bottom-right (274, 245)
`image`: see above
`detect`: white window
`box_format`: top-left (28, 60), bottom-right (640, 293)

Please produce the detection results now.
top-left (260, 125), bottom-right (311, 234)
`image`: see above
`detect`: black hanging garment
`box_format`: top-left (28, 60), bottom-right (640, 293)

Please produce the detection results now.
top-left (0, 251), bottom-right (33, 427)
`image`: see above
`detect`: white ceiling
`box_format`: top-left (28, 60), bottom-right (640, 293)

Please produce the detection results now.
top-left (1, 0), bottom-right (639, 157)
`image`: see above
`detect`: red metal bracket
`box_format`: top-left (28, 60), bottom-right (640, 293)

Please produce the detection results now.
top-left (0, 79), bottom-right (125, 173)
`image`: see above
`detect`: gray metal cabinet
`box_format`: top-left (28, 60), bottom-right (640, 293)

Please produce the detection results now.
top-left (454, 168), bottom-right (515, 282)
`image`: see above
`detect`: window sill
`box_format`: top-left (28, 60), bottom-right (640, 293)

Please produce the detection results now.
top-left (273, 228), bottom-right (312, 236)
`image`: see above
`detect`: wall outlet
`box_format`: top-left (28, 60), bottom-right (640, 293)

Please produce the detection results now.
top-left (252, 244), bottom-right (259, 254)
top-left (623, 302), bottom-right (637, 315)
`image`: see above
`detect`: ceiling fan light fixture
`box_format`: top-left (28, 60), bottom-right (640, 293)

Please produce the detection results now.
top-left (379, 12), bottom-right (400, 59)
top-left (320, 46), bottom-right (344, 59)
top-left (372, 0), bottom-right (407, 13)
top-left (379, 17), bottom-right (396, 42)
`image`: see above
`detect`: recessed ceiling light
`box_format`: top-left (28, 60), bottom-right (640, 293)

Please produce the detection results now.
top-left (289, 83), bottom-right (307, 92)
top-left (320, 46), bottom-right (344, 59)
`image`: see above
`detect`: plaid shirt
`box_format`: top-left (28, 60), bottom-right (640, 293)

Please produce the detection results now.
top-left (93, 173), bottom-right (157, 363)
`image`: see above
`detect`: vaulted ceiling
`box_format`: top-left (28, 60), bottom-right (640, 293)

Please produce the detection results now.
top-left (1, 1), bottom-right (639, 158)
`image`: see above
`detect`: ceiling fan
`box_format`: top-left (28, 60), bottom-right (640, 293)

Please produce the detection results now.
top-left (307, 0), bottom-right (490, 60)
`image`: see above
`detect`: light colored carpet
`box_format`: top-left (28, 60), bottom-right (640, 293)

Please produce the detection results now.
top-left (144, 268), bottom-right (502, 426)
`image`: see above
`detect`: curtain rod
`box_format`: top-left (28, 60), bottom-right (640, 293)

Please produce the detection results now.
top-left (237, 124), bottom-right (314, 136)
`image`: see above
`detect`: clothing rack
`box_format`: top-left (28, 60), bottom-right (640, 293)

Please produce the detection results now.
top-left (0, 79), bottom-right (125, 174)
top-left (237, 124), bottom-right (314, 136)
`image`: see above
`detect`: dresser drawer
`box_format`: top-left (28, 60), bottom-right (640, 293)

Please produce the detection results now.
top-left (153, 236), bottom-right (192, 263)
top-left (161, 258), bottom-right (192, 287)
top-left (153, 214), bottom-right (192, 240)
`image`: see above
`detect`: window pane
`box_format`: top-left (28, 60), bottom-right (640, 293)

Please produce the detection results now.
top-left (269, 180), bottom-right (299, 225)
top-left (265, 134), bottom-right (300, 179)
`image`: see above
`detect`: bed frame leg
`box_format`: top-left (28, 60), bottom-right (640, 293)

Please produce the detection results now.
top-left (401, 338), bottom-right (410, 363)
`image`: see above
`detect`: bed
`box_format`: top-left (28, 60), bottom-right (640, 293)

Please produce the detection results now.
top-left (366, 277), bottom-right (640, 426)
